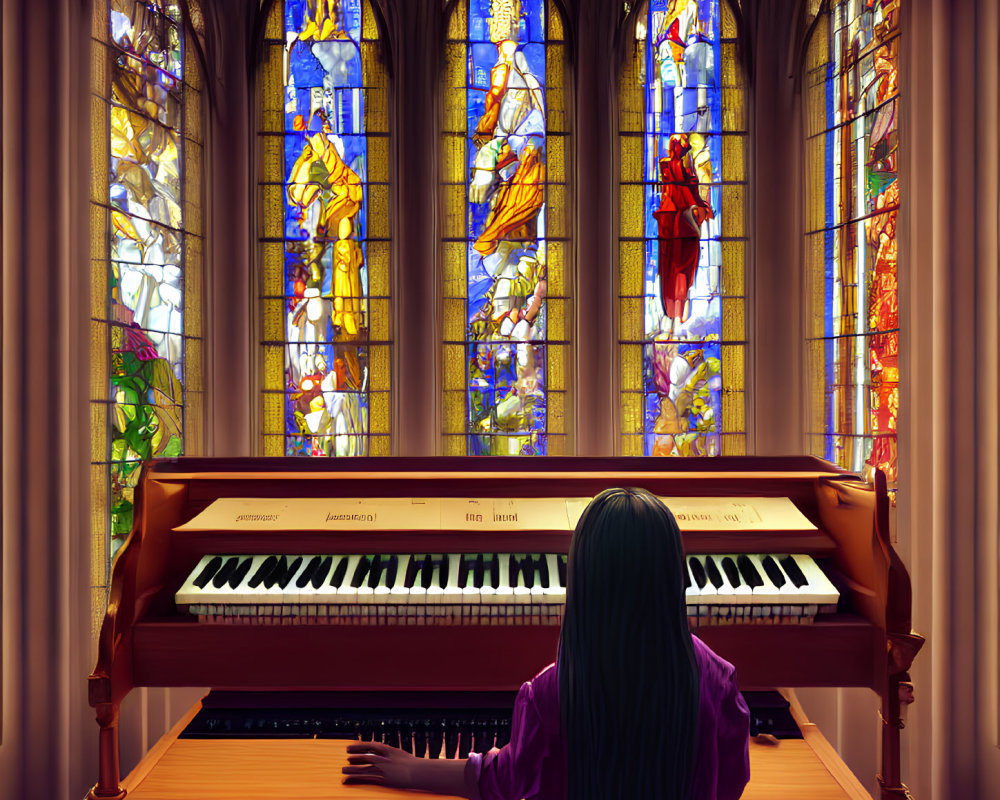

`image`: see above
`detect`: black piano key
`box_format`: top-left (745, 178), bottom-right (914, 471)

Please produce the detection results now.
top-left (367, 554), bottom-right (383, 589)
top-left (736, 555), bottom-right (764, 588)
top-left (428, 721), bottom-right (444, 759)
top-left (278, 556), bottom-right (304, 590)
top-left (489, 554), bottom-right (500, 589)
top-left (227, 557), bottom-right (254, 589)
top-left (474, 554), bottom-right (485, 588)
top-left (557, 554), bottom-right (567, 587)
top-left (329, 556), bottom-right (349, 588)
top-left (688, 557), bottom-right (708, 589)
top-left (420, 555), bottom-right (434, 589)
top-left (721, 557), bottom-right (742, 588)
top-left (508, 554), bottom-right (520, 588)
top-left (438, 555), bottom-right (450, 590)
top-left (263, 556), bottom-right (288, 589)
top-left (399, 722), bottom-right (414, 754)
top-left (384, 555), bottom-right (398, 587)
top-left (445, 721), bottom-right (460, 759)
top-left (458, 556), bottom-right (470, 589)
top-left (761, 556), bottom-right (787, 588)
top-left (413, 721), bottom-right (429, 758)
top-left (475, 720), bottom-right (493, 752)
top-left (248, 555), bottom-right (278, 589)
top-left (365, 553), bottom-right (382, 589)
top-left (403, 555), bottom-right (419, 588)
top-left (296, 556), bottom-right (321, 589)
top-left (537, 555), bottom-right (550, 589)
top-left (496, 721), bottom-right (511, 749)
top-left (193, 556), bottom-right (224, 589)
top-left (779, 555), bottom-right (809, 588)
top-left (380, 721), bottom-right (399, 749)
top-left (704, 556), bottom-right (725, 590)
top-left (458, 725), bottom-right (472, 759)
top-left (310, 556), bottom-right (333, 589)
top-left (521, 556), bottom-right (535, 589)
top-left (351, 556), bottom-right (372, 588)
top-left (211, 557), bottom-right (240, 589)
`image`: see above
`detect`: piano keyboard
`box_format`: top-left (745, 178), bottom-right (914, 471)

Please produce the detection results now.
top-left (175, 552), bottom-right (839, 626)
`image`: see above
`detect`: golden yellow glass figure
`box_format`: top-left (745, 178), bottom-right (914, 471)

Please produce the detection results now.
top-left (286, 111), bottom-right (363, 237)
top-left (332, 217), bottom-right (364, 335)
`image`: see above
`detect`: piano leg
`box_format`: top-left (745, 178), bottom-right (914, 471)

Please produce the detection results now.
top-left (876, 672), bottom-right (913, 800)
top-left (87, 701), bottom-right (126, 800)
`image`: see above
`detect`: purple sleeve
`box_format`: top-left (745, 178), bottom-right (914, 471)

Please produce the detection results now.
top-left (465, 677), bottom-right (550, 800)
top-left (715, 667), bottom-right (751, 800)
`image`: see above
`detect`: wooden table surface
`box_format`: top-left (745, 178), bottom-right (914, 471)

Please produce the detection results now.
top-left (123, 693), bottom-right (872, 800)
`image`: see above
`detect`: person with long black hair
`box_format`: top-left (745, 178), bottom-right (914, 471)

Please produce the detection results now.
top-left (342, 488), bottom-right (750, 799)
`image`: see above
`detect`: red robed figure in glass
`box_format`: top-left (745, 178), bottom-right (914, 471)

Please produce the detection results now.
top-left (654, 133), bottom-right (714, 321)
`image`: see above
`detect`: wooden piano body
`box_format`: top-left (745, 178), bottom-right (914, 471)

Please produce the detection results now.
top-left (88, 456), bottom-right (923, 799)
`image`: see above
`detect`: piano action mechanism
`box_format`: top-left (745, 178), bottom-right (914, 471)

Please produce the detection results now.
top-left (88, 456), bottom-right (923, 799)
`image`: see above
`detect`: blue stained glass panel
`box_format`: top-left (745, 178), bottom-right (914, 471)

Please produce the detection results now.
top-left (462, 0), bottom-right (551, 456)
top-left (639, 0), bottom-right (726, 457)
top-left (281, 0), bottom-right (374, 456)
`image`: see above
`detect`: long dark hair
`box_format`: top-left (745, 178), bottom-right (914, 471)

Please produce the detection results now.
top-left (558, 488), bottom-right (699, 800)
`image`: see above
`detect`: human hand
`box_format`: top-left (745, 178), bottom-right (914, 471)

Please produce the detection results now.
top-left (342, 741), bottom-right (416, 787)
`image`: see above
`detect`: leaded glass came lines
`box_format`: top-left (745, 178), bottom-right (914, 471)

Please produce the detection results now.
top-left (442, 0), bottom-right (568, 456)
top-left (805, 0), bottom-right (899, 481)
top-left (91, 0), bottom-right (203, 559)
top-left (259, 0), bottom-right (391, 457)
top-left (619, 0), bottom-right (747, 457)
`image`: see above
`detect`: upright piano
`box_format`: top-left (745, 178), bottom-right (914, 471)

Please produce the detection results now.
top-left (88, 456), bottom-right (923, 799)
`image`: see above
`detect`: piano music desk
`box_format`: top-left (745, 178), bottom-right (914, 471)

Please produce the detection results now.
top-left (122, 691), bottom-right (872, 800)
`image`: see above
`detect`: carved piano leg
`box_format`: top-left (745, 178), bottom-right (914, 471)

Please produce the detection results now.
top-left (877, 673), bottom-right (915, 800)
top-left (87, 701), bottom-right (126, 800)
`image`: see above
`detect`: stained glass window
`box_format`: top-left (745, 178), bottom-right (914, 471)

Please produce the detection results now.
top-left (805, 0), bottom-right (899, 480)
top-left (618, 1), bottom-right (747, 457)
top-left (441, 0), bottom-right (568, 456)
top-left (90, 0), bottom-right (205, 583)
top-left (258, 0), bottom-right (391, 457)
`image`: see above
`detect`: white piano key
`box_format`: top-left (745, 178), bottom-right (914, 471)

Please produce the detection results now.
top-left (426, 555), bottom-right (446, 622)
top-left (175, 555), bottom-right (220, 608)
top-left (788, 553), bottom-right (840, 605)
top-left (480, 554), bottom-right (498, 603)
top-left (684, 558), bottom-right (698, 603)
top-left (511, 554), bottom-right (531, 604)
top-left (703, 555), bottom-right (735, 598)
top-left (688, 556), bottom-right (718, 598)
top-left (529, 556), bottom-right (546, 602)
top-left (743, 554), bottom-right (787, 603)
top-left (336, 555), bottom-right (361, 605)
top-left (386, 554), bottom-right (412, 603)
top-left (461, 556), bottom-right (482, 605)
top-left (354, 555), bottom-right (377, 606)
top-left (543, 554), bottom-right (565, 601)
top-left (372, 554), bottom-right (395, 600)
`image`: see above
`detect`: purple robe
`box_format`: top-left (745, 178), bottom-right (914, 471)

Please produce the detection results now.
top-left (465, 635), bottom-right (750, 800)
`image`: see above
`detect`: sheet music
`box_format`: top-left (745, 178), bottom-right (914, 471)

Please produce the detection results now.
top-left (176, 495), bottom-right (815, 532)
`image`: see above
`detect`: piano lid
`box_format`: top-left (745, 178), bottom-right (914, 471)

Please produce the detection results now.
top-left (174, 495), bottom-right (818, 534)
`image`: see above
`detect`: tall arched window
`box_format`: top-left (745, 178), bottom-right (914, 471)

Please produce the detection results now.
top-left (804, 0), bottom-right (899, 480)
top-left (258, 0), bottom-right (391, 457)
top-left (90, 0), bottom-right (205, 572)
top-left (441, 0), bottom-right (569, 456)
top-left (618, 0), bottom-right (747, 457)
